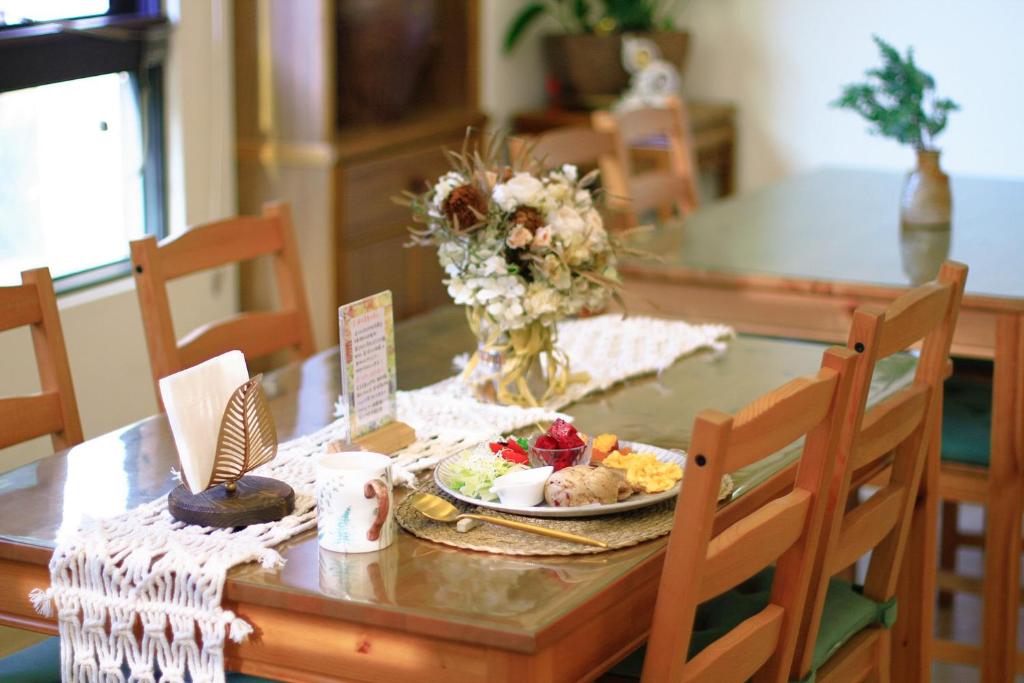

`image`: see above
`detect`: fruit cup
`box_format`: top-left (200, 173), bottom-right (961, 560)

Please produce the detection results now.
top-left (528, 434), bottom-right (590, 472)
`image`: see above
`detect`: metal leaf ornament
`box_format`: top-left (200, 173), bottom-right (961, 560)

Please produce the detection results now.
top-left (208, 374), bottom-right (278, 491)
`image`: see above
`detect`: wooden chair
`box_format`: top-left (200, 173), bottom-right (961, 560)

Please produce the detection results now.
top-left (591, 96), bottom-right (701, 226)
top-left (507, 125), bottom-right (616, 171)
top-left (130, 201), bottom-right (315, 403)
top-left (635, 344), bottom-right (859, 683)
top-left (0, 267), bottom-right (83, 452)
top-left (0, 267), bottom-right (82, 679)
top-left (791, 261), bottom-right (968, 682)
top-left (933, 359), bottom-right (1020, 678)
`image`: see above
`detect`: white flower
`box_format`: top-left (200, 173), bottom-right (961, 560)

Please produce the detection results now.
top-left (583, 209), bottom-right (608, 250)
top-left (432, 171), bottom-right (465, 209)
top-left (447, 278), bottom-right (472, 305)
top-left (541, 254), bottom-right (572, 290)
top-left (540, 180), bottom-right (572, 214)
top-left (438, 240), bottom-right (464, 268)
top-left (524, 283), bottom-right (560, 318)
top-left (506, 225), bottom-right (533, 249)
top-left (548, 206), bottom-right (586, 240)
top-left (561, 164), bottom-right (578, 182)
top-left (481, 255), bottom-right (508, 276)
top-left (531, 226), bottom-right (553, 250)
top-left (492, 172), bottom-right (545, 212)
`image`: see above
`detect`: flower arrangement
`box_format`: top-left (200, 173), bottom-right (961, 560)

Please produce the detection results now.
top-left (403, 135), bottom-right (625, 406)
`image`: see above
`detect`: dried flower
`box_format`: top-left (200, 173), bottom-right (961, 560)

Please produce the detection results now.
top-left (442, 184), bottom-right (487, 233)
top-left (531, 226), bottom-right (553, 250)
top-left (509, 206), bottom-right (544, 233)
top-left (507, 225), bottom-right (533, 249)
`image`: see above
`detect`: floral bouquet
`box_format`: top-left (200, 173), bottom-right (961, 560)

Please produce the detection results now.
top-left (403, 135), bottom-right (626, 406)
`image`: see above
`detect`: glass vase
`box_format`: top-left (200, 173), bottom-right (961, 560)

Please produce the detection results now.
top-left (464, 323), bottom-right (549, 406)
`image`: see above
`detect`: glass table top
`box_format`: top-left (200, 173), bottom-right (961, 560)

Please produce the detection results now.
top-left (625, 168), bottom-right (1024, 304)
top-left (0, 306), bottom-right (915, 644)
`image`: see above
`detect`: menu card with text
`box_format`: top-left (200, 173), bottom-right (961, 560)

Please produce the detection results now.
top-left (339, 291), bottom-right (398, 440)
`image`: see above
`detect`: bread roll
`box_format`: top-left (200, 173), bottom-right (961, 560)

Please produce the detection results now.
top-left (544, 465), bottom-right (632, 507)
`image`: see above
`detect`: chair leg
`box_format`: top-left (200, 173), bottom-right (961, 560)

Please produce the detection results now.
top-left (981, 314), bottom-right (1024, 683)
top-left (874, 627), bottom-right (891, 683)
top-left (938, 500), bottom-right (959, 608)
top-left (980, 488), bottom-right (1022, 682)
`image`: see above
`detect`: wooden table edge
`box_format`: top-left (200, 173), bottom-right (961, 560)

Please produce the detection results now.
top-left (0, 463), bottom-right (787, 664)
top-left (619, 261), bottom-right (1024, 315)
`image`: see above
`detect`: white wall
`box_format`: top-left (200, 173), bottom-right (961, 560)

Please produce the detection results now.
top-left (0, 0), bottom-right (238, 472)
top-left (480, 0), bottom-right (1024, 190)
top-left (479, 0), bottom-right (547, 130)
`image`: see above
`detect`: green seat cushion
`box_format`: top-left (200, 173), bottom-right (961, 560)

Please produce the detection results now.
top-left (0, 637), bottom-right (60, 682)
top-left (941, 372), bottom-right (992, 467)
top-left (0, 636), bottom-right (275, 682)
top-left (610, 567), bottom-right (896, 680)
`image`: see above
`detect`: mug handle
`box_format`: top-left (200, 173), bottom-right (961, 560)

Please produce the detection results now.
top-left (363, 479), bottom-right (389, 542)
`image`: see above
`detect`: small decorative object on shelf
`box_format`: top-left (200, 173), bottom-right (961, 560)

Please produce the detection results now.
top-left (504, 0), bottom-right (690, 109)
top-left (614, 34), bottom-right (682, 111)
top-left (401, 133), bottom-right (632, 406)
top-left (833, 35), bottom-right (960, 231)
top-left (161, 351), bottom-right (294, 527)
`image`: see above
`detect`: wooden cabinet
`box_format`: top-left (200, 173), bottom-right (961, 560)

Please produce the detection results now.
top-left (337, 134), bottom-right (466, 320)
top-left (234, 1), bottom-right (482, 347)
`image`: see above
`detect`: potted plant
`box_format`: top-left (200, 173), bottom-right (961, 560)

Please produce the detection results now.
top-left (504, 0), bottom-right (689, 109)
top-left (833, 36), bottom-right (960, 231)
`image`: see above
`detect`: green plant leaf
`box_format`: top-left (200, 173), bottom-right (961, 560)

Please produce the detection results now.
top-left (834, 35), bottom-right (957, 148)
top-left (504, 2), bottom-right (548, 53)
top-left (572, 0), bottom-right (593, 31)
top-left (599, 0), bottom-right (656, 31)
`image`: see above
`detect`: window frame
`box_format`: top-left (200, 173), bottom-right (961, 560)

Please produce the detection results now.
top-left (0, 1), bottom-right (168, 294)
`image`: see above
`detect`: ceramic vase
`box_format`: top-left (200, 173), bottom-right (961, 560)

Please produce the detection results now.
top-left (900, 149), bottom-right (952, 231)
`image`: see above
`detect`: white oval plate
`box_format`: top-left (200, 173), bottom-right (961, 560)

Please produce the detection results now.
top-left (434, 441), bottom-right (686, 518)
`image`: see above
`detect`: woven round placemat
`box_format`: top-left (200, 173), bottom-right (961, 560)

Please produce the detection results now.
top-left (397, 475), bottom-right (733, 556)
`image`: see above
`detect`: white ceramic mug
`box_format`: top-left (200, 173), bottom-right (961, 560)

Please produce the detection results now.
top-left (316, 451), bottom-right (395, 553)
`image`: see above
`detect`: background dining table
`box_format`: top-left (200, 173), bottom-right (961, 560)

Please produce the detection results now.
top-left (620, 166), bottom-right (1024, 681)
top-left (0, 306), bottom-right (916, 682)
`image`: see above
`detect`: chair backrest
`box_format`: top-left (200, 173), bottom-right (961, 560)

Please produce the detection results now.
top-left (641, 346), bottom-right (859, 683)
top-left (130, 201), bottom-right (315, 404)
top-left (591, 95), bottom-right (700, 226)
top-left (0, 268), bottom-right (83, 452)
top-left (791, 260), bottom-right (968, 678)
top-left (508, 125), bottom-right (616, 171)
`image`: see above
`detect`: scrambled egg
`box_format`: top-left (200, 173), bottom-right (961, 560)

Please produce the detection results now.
top-left (602, 451), bottom-right (682, 493)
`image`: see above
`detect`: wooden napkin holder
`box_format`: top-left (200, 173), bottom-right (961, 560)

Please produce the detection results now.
top-left (167, 375), bottom-right (295, 528)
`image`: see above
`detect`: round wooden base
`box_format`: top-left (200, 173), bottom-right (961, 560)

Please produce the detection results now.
top-left (168, 475), bottom-right (295, 528)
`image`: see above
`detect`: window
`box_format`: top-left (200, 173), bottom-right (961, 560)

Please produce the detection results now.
top-left (0, 1), bottom-right (166, 291)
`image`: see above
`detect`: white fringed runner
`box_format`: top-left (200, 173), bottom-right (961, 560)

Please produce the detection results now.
top-left (31, 314), bottom-right (731, 682)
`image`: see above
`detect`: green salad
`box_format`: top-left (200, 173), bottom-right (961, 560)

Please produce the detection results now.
top-left (447, 449), bottom-right (526, 502)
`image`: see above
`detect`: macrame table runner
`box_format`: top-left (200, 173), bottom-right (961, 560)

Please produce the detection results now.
top-left (32, 314), bottom-right (731, 682)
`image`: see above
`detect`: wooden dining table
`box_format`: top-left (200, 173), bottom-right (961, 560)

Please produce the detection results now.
top-left (620, 166), bottom-right (1024, 681)
top-left (0, 306), bottom-right (915, 682)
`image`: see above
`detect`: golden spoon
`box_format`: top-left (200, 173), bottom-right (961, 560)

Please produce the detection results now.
top-left (409, 492), bottom-right (608, 548)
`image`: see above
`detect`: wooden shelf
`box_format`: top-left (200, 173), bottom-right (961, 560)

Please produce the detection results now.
top-left (334, 107), bottom-right (486, 163)
top-left (234, 0), bottom-right (482, 345)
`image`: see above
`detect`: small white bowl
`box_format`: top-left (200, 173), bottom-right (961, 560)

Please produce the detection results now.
top-left (491, 466), bottom-right (553, 507)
